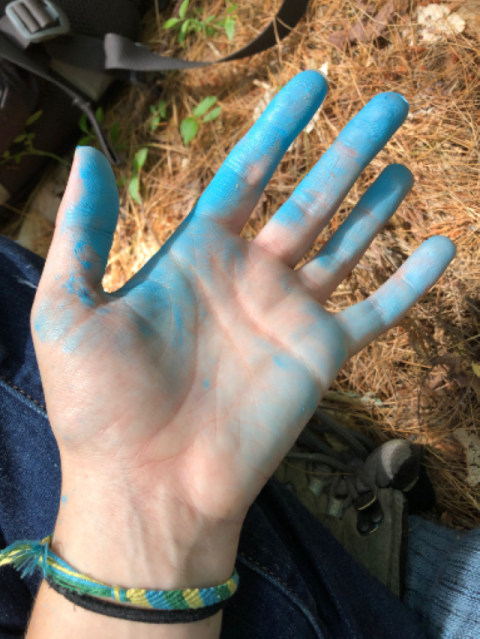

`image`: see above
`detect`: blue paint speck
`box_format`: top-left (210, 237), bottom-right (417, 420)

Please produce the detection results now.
top-left (74, 240), bottom-right (93, 270)
top-left (78, 285), bottom-right (95, 308)
top-left (63, 276), bottom-right (75, 294)
top-left (273, 354), bottom-right (288, 369)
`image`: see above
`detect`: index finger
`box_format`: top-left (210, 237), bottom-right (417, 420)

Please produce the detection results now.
top-left (192, 71), bottom-right (328, 234)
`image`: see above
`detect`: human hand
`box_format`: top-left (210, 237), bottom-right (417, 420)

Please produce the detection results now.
top-left (32, 71), bottom-right (455, 591)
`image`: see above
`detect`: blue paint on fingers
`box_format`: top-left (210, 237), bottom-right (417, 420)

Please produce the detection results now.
top-left (339, 235), bottom-right (456, 353)
top-left (74, 240), bottom-right (93, 270)
top-left (269, 93), bottom-right (410, 235)
top-left (61, 146), bottom-right (119, 286)
top-left (193, 71), bottom-right (328, 225)
top-left (310, 164), bottom-right (414, 274)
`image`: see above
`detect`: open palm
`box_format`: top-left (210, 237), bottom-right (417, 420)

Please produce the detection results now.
top-left (32, 71), bottom-right (455, 529)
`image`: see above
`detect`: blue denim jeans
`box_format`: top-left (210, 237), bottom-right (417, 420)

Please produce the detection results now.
top-left (0, 235), bottom-right (427, 639)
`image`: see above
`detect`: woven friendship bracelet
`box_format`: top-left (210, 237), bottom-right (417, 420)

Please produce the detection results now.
top-left (0, 535), bottom-right (239, 622)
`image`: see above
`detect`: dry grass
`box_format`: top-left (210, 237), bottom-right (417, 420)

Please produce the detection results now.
top-left (10, 0), bottom-right (480, 527)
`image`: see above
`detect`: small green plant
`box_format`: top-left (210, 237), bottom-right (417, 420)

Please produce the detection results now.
top-left (164, 0), bottom-right (237, 45)
top-left (129, 147), bottom-right (149, 204)
top-left (0, 110), bottom-right (71, 167)
top-left (181, 96), bottom-right (222, 145)
top-left (78, 107), bottom-right (104, 146)
top-left (149, 99), bottom-right (167, 131)
top-left (78, 108), bottom-right (125, 153)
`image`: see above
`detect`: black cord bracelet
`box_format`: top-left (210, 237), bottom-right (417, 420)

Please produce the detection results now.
top-left (45, 575), bottom-right (228, 624)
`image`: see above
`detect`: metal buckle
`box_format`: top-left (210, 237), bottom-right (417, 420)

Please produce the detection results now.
top-left (5, 0), bottom-right (69, 43)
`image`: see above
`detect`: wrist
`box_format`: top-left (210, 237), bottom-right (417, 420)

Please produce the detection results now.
top-left (52, 472), bottom-right (242, 597)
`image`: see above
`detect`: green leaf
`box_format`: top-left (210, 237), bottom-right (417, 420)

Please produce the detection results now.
top-left (163, 17), bottom-right (180, 29)
top-left (110, 121), bottom-right (119, 144)
top-left (78, 136), bottom-right (93, 146)
top-left (133, 147), bottom-right (148, 172)
top-left (178, 19), bottom-right (190, 43)
top-left (180, 116), bottom-right (198, 145)
top-left (116, 176), bottom-right (128, 188)
top-left (203, 105), bottom-right (221, 122)
top-left (158, 99), bottom-right (167, 119)
top-left (25, 110), bottom-right (43, 127)
top-left (78, 113), bottom-right (89, 134)
top-left (224, 16), bottom-right (235, 41)
top-left (179, 0), bottom-right (189, 19)
top-left (14, 133), bottom-right (27, 144)
top-left (95, 107), bottom-right (104, 124)
top-left (129, 175), bottom-right (141, 204)
top-left (150, 115), bottom-right (160, 131)
top-left (14, 154), bottom-right (22, 163)
top-left (225, 5), bottom-right (237, 14)
top-left (149, 104), bottom-right (157, 114)
top-left (192, 96), bottom-right (217, 117)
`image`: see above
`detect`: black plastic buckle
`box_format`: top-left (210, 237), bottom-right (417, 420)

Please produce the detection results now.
top-left (6, 0), bottom-right (69, 43)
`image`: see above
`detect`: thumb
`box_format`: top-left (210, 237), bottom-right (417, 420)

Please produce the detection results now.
top-left (40, 146), bottom-right (119, 302)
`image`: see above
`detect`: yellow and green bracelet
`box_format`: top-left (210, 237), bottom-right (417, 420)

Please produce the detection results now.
top-left (0, 535), bottom-right (239, 623)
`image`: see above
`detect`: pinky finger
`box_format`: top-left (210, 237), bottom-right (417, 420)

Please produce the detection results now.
top-left (337, 236), bottom-right (456, 357)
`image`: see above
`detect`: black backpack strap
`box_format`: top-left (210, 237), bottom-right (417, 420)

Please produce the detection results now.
top-left (103, 0), bottom-right (310, 72)
top-left (42, 0), bottom-right (310, 75)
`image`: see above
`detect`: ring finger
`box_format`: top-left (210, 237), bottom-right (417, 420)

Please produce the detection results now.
top-left (297, 163), bottom-right (414, 304)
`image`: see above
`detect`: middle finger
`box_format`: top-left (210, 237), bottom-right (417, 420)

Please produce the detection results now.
top-left (253, 92), bottom-right (409, 267)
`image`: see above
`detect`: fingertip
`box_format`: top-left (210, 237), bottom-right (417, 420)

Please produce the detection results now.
top-left (366, 92), bottom-right (409, 126)
top-left (264, 71), bottom-right (328, 136)
top-left (74, 146), bottom-right (118, 198)
top-left (372, 91), bottom-right (409, 111)
top-left (422, 235), bottom-right (457, 262)
top-left (394, 92), bottom-right (409, 110)
top-left (74, 145), bottom-right (110, 176)
top-left (341, 92), bottom-right (409, 154)
top-left (74, 144), bottom-right (108, 165)
top-left (297, 69), bottom-right (329, 90)
top-left (381, 163), bottom-right (414, 191)
top-left (401, 235), bottom-right (456, 293)
top-left (282, 70), bottom-right (328, 106)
